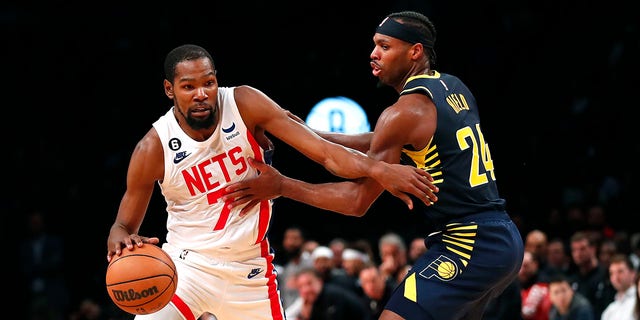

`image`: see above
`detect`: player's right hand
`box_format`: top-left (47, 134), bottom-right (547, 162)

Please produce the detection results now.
top-left (107, 228), bottom-right (160, 262)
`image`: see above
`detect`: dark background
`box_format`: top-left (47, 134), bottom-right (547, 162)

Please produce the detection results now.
top-left (6, 0), bottom-right (638, 316)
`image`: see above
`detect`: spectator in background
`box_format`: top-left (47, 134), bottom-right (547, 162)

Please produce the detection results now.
top-left (548, 274), bottom-right (594, 320)
top-left (293, 267), bottom-right (370, 320)
top-left (286, 246), bottom-right (354, 319)
top-left (278, 226), bottom-right (312, 310)
top-left (567, 231), bottom-right (615, 319)
top-left (309, 246), bottom-right (353, 291)
top-left (302, 239), bottom-right (320, 263)
top-left (543, 238), bottom-right (573, 277)
top-left (519, 251), bottom-right (552, 320)
top-left (526, 229), bottom-right (550, 273)
top-left (600, 254), bottom-right (637, 320)
top-left (275, 225), bottom-right (307, 267)
top-left (408, 236), bottom-right (428, 265)
top-left (342, 246), bottom-right (371, 296)
top-left (20, 209), bottom-right (69, 320)
top-left (359, 264), bottom-right (396, 319)
top-left (598, 239), bottom-right (619, 271)
top-left (351, 238), bottom-right (377, 264)
top-left (378, 232), bottom-right (410, 286)
top-left (329, 237), bottom-right (348, 271)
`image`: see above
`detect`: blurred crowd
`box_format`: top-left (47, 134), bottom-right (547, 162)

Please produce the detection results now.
top-left (20, 199), bottom-right (640, 319)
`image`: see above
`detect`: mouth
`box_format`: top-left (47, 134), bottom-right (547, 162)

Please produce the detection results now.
top-left (190, 105), bottom-right (213, 118)
top-left (370, 61), bottom-right (381, 77)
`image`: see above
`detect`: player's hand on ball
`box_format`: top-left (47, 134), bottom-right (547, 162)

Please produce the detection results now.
top-left (107, 228), bottom-right (160, 262)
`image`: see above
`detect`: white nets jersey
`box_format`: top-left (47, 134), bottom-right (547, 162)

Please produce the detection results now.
top-left (153, 86), bottom-right (273, 260)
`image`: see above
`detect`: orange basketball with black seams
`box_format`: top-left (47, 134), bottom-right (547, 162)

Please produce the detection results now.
top-left (106, 244), bottom-right (178, 315)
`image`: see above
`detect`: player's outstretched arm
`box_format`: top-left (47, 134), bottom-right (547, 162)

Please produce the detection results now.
top-left (236, 86), bottom-right (437, 206)
top-left (285, 109), bottom-right (373, 153)
top-left (223, 158), bottom-right (438, 215)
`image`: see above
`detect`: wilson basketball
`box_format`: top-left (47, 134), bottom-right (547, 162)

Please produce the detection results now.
top-left (106, 244), bottom-right (178, 315)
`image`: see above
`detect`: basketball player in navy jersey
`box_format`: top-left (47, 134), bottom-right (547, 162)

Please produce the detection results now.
top-left (223, 11), bottom-right (524, 320)
top-left (106, 44), bottom-right (437, 320)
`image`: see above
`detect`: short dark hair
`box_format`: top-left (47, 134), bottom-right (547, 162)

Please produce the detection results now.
top-left (548, 273), bottom-right (571, 286)
top-left (163, 44), bottom-right (215, 84)
top-left (609, 253), bottom-right (636, 271)
top-left (387, 11), bottom-right (437, 66)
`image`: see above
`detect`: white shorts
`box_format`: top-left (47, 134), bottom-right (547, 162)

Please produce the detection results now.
top-left (135, 242), bottom-right (285, 320)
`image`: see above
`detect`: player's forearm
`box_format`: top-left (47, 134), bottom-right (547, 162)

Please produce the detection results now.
top-left (280, 176), bottom-right (369, 216)
top-left (316, 131), bottom-right (373, 153)
top-left (318, 143), bottom-right (383, 181)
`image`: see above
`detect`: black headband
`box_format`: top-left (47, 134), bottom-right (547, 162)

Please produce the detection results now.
top-left (376, 17), bottom-right (434, 48)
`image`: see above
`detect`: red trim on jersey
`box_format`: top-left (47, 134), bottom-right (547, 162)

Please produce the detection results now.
top-left (261, 239), bottom-right (284, 320)
top-left (247, 130), bottom-right (270, 245)
top-left (171, 294), bottom-right (195, 320)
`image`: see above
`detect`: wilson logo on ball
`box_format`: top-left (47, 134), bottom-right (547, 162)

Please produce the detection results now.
top-left (110, 286), bottom-right (161, 302)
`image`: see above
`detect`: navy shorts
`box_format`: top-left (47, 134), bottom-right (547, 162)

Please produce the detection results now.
top-left (385, 211), bottom-right (524, 320)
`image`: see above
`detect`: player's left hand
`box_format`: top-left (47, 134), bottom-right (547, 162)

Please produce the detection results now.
top-left (372, 162), bottom-right (438, 209)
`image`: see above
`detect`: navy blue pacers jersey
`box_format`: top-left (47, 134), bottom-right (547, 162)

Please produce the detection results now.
top-left (387, 71), bottom-right (524, 319)
top-left (399, 71), bottom-right (505, 227)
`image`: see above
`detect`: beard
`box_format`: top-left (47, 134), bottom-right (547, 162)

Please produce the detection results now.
top-left (185, 111), bottom-right (215, 129)
top-left (175, 101), bottom-right (216, 130)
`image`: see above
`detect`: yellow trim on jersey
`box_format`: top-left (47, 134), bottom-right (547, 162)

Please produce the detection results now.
top-left (404, 272), bottom-right (418, 302)
top-left (406, 71), bottom-right (441, 83)
top-left (402, 71), bottom-right (441, 98)
top-left (401, 138), bottom-right (444, 184)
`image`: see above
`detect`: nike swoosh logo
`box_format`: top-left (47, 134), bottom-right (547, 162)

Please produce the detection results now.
top-left (222, 122), bottom-right (236, 133)
top-left (247, 268), bottom-right (263, 279)
top-left (173, 151), bottom-right (191, 164)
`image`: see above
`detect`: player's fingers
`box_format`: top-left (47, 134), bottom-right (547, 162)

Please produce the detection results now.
top-left (415, 168), bottom-right (434, 181)
top-left (415, 175), bottom-right (439, 200)
top-left (226, 194), bottom-right (253, 210)
top-left (222, 185), bottom-right (253, 202)
top-left (127, 234), bottom-right (144, 248)
top-left (415, 170), bottom-right (439, 193)
top-left (391, 191), bottom-right (413, 210)
top-left (143, 237), bottom-right (160, 245)
top-left (224, 182), bottom-right (249, 193)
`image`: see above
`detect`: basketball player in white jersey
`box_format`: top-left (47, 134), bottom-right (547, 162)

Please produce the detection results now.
top-left (106, 44), bottom-right (438, 320)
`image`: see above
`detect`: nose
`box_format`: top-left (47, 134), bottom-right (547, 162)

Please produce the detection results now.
top-left (195, 87), bottom-right (208, 100)
top-left (370, 46), bottom-right (379, 60)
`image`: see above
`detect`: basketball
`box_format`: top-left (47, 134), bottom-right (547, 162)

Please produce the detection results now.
top-left (106, 244), bottom-right (178, 315)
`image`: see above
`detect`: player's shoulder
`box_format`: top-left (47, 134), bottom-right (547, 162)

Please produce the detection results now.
top-left (231, 84), bottom-right (260, 96)
top-left (134, 128), bottom-right (162, 154)
top-left (233, 85), bottom-right (277, 111)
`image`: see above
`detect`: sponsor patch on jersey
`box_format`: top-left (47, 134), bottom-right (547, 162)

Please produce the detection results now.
top-left (222, 122), bottom-right (236, 133)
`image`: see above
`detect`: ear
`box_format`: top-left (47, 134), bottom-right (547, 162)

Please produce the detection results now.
top-left (164, 79), bottom-right (174, 99)
top-left (410, 43), bottom-right (424, 61)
